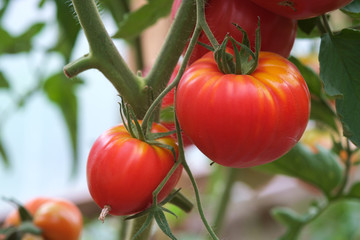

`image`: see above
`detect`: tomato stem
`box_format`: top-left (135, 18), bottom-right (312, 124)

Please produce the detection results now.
top-left (98, 205), bottom-right (111, 223)
top-left (141, 8), bottom-right (204, 132)
top-left (174, 116), bottom-right (219, 240)
top-left (320, 14), bottom-right (333, 37)
top-left (196, 0), bottom-right (220, 49)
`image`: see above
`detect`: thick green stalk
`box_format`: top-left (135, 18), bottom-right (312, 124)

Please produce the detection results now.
top-left (145, 0), bottom-right (196, 97)
top-left (67, 0), bottom-right (148, 116)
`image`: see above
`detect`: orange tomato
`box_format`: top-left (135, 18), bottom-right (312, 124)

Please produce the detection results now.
top-left (3, 197), bottom-right (83, 240)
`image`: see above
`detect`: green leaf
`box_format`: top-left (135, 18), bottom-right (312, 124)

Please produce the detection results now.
top-left (309, 99), bottom-right (338, 132)
top-left (288, 56), bottom-right (338, 132)
top-left (51, 0), bottom-right (81, 61)
top-left (113, 0), bottom-right (173, 40)
top-left (154, 208), bottom-right (177, 240)
top-left (0, 23), bottom-right (44, 54)
top-left (43, 73), bottom-right (83, 175)
top-left (288, 56), bottom-right (322, 97)
top-left (319, 29), bottom-right (360, 147)
top-left (0, 136), bottom-right (10, 166)
top-left (0, 71), bottom-right (10, 89)
top-left (0, 0), bottom-right (11, 18)
top-left (272, 207), bottom-right (304, 240)
top-left (341, 0), bottom-right (360, 18)
top-left (255, 143), bottom-right (343, 195)
top-left (347, 182), bottom-right (360, 198)
top-left (298, 18), bottom-right (318, 35)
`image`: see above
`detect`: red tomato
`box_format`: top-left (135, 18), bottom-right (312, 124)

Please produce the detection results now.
top-left (4, 197), bottom-right (83, 240)
top-left (175, 50), bottom-right (310, 168)
top-left (250, 0), bottom-right (353, 19)
top-left (172, 0), bottom-right (297, 64)
top-left (87, 122), bottom-right (183, 216)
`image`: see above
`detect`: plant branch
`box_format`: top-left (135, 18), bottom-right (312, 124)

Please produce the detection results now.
top-left (145, 0), bottom-right (197, 98)
top-left (67, 0), bottom-right (148, 116)
top-left (196, 0), bottom-right (219, 49)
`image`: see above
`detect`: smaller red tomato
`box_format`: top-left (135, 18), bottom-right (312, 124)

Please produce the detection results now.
top-left (87, 122), bottom-right (183, 216)
top-left (250, 0), bottom-right (353, 19)
top-left (3, 198), bottom-right (83, 240)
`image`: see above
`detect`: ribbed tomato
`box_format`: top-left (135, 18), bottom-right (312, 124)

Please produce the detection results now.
top-left (172, 0), bottom-right (297, 64)
top-left (250, 0), bottom-right (353, 19)
top-left (175, 50), bottom-right (310, 168)
top-left (87, 122), bottom-right (183, 216)
top-left (4, 197), bottom-right (83, 240)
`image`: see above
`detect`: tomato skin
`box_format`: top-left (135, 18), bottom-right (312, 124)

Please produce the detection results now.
top-left (250, 0), bottom-right (353, 19)
top-left (175, 50), bottom-right (310, 168)
top-left (87, 122), bottom-right (182, 216)
top-left (172, 0), bottom-right (297, 64)
top-left (4, 198), bottom-right (83, 240)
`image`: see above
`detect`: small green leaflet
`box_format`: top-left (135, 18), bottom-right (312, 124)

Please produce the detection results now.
top-left (113, 0), bottom-right (174, 40)
top-left (0, 71), bottom-right (10, 89)
top-left (43, 73), bottom-right (83, 175)
top-left (319, 28), bottom-right (360, 147)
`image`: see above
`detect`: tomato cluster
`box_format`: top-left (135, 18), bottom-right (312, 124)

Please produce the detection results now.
top-left (3, 197), bottom-right (83, 240)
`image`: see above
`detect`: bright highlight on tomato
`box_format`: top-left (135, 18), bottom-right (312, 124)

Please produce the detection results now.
top-left (87, 122), bottom-right (183, 216)
top-left (172, 0), bottom-right (297, 64)
top-left (249, 0), bottom-right (353, 19)
top-left (175, 50), bottom-right (311, 168)
top-left (4, 197), bottom-right (83, 240)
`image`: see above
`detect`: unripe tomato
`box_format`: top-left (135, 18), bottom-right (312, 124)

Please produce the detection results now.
top-left (175, 50), bottom-right (310, 168)
top-left (87, 122), bottom-right (183, 216)
top-left (249, 0), bottom-right (353, 19)
top-left (4, 197), bottom-right (83, 240)
top-left (172, 0), bottom-right (297, 64)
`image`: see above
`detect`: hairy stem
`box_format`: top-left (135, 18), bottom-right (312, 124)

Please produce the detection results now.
top-left (145, 0), bottom-right (197, 99)
top-left (68, 0), bottom-right (148, 116)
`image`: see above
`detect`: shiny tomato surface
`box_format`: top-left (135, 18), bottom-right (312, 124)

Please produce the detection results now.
top-left (4, 197), bottom-right (83, 240)
top-left (87, 122), bottom-right (182, 216)
top-left (175, 50), bottom-right (311, 168)
top-left (172, 0), bottom-right (297, 64)
top-left (250, 0), bottom-right (353, 19)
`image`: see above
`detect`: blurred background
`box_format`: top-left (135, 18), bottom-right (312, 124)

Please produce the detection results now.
top-left (1, 0), bottom-right (360, 239)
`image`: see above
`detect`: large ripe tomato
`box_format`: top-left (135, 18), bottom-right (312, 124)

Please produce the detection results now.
top-left (172, 0), bottom-right (297, 64)
top-left (175, 50), bottom-right (310, 168)
top-left (250, 0), bottom-right (353, 19)
top-left (3, 197), bottom-right (83, 240)
top-left (87, 122), bottom-right (183, 216)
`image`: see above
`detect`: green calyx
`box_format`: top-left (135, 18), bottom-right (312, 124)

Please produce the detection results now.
top-left (119, 99), bottom-right (177, 159)
top-left (214, 20), bottom-right (261, 75)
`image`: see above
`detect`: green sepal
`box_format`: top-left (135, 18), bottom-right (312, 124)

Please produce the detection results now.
top-left (154, 208), bottom-right (177, 240)
top-left (214, 20), bottom-right (260, 75)
top-left (2, 198), bottom-right (33, 222)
